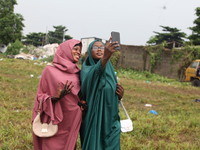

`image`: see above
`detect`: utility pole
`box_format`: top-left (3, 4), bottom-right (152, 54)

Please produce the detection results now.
top-left (45, 26), bottom-right (49, 45)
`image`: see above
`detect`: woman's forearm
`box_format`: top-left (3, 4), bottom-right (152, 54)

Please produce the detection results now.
top-left (101, 56), bottom-right (110, 68)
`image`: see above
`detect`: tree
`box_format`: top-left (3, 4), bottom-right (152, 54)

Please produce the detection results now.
top-left (147, 26), bottom-right (186, 48)
top-left (23, 32), bottom-right (46, 47)
top-left (0, 0), bottom-right (24, 45)
top-left (188, 7), bottom-right (200, 45)
top-left (23, 25), bottom-right (73, 46)
top-left (48, 25), bottom-right (72, 44)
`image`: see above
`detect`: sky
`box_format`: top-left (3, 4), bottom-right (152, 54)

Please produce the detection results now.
top-left (14, 0), bottom-right (199, 46)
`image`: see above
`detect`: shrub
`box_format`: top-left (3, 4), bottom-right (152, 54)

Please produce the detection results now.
top-left (40, 55), bottom-right (54, 62)
top-left (110, 51), bottom-right (121, 69)
top-left (5, 39), bottom-right (24, 55)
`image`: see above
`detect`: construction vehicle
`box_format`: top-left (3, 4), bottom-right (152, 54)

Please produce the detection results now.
top-left (185, 59), bottom-right (200, 86)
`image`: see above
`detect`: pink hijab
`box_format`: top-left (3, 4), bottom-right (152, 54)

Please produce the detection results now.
top-left (52, 39), bottom-right (82, 95)
top-left (53, 39), bottom-right (81, 74)
top-left (32, 39), bottom-right (82, 124)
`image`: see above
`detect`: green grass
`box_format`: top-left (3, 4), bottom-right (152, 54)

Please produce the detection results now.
top-left (117, 69), bottom-right (200, 150)
top-left (0, 56), bottom-right (200, 150)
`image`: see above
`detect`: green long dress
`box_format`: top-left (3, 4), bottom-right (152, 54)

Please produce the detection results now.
top-left (80, 40), bottom-right (121, 150)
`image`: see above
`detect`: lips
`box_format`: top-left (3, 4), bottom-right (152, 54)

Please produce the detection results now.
top-left (74, 55), bottom-right (80, 59)
top-left (96, 52), bottom-right (103, 56)
top-left (73, 53), bottom-right (80, 62)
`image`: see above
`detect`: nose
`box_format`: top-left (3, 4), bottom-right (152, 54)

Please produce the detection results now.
top-left (97, 48), bottom-right (103, 51)
top-left (77, 50), bottom-right (81, 54)
top-left (75, 49), bottom-right (81, 54)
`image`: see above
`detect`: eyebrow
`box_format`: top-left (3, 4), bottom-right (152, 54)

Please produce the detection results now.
top-left (93, 45), bottom-right (104, 47)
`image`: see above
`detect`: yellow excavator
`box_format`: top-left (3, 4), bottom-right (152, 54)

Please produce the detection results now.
top-left (185, 59), bottom-right (200, 86)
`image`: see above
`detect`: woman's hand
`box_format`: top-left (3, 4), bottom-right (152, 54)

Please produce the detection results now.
top-left (103, 37), bottom-right (120, 60)
top-left (116, 83), bottom-right (124, 100)
top-left (101, 37), bottom-right (120, 68)
top-left (52, 80), bottom-right (74, 103)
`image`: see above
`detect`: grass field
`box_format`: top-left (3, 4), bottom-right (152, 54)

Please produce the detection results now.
top-left (0, 56), bottom-right (200, 150)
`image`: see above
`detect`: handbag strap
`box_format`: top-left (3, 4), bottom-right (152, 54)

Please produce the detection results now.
top-left (119, 100), bottom-right (130, 119)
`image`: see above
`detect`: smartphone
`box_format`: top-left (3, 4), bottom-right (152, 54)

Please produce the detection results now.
top-left (111, 31), bottom-right (120, 50)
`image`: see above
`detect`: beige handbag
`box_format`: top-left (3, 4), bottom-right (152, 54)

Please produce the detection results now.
top-left (32, 100), bottom-right (58, 137)
top-left (119, 100), bottom-right (133, 133)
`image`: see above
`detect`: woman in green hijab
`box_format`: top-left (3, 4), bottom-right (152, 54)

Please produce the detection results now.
top-left (80, 38), bottom-right (124, 150)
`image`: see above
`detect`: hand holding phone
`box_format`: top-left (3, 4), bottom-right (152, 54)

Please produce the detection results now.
top-left (111, 31), bottom-right (120, 50)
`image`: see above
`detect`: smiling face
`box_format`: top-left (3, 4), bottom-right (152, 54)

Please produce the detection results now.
top-left (91, 41), bottom-right (105, 60)
top-left (71, 45), bottom-right (82, 63)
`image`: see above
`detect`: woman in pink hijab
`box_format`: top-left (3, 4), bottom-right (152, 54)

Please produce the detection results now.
top-left (32, 39), bottom-right (83, 150)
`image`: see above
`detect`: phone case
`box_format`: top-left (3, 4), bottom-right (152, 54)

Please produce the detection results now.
top-left (111, 31), bottom-right (120, 50)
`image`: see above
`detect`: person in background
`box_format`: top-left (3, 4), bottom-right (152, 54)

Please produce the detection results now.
top-left (32, 39), bottom-right (83, 150)
top-left (80, 38), bottom-right (124, 150)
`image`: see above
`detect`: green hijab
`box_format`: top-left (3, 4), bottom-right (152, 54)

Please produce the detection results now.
top-left (81, 40), bottom-right (117, 97)
top-left (80, 40), bottom-right (120, 150)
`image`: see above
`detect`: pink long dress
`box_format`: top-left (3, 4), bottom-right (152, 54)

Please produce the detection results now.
top-left (32, 39), bottom-right (82, 150)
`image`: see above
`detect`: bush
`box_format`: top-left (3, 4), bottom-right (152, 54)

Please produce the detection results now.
top-left (40, 55), bottom-right (54, 62)
top-left (6, 39), bottom-right (24, 55)
top-left (110, 51), bottom-right (121, 69)
top-left (21, 46), bottom-right (30, 54)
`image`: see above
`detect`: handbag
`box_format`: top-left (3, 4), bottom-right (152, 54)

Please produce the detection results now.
top-left (32, 100), bottom-right (58, 137)
top-left (119, 100), bottom-right (133, 133)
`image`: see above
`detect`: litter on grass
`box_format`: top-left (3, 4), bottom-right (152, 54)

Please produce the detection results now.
top-left (148, 110), bottom-right (158, 115)
top-left (145, 104), bottom-right (152, 107)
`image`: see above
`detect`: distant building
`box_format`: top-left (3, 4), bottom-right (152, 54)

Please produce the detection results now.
top-left (81, 37), bottom-right (106, 54)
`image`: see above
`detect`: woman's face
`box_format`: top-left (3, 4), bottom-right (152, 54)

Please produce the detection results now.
top-left (72, 45), bottom-right (82, 63)
top-left (91, 41), bottom-right (105, 60)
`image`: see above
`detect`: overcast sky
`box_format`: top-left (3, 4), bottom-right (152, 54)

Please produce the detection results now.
top-left (15, 0), bottom-right (199, 45)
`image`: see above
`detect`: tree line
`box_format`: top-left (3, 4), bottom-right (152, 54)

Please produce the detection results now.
top-left (0, 0), bottom-right (72, 49)
top-left (0, 0), bottom-right (200, 54)
top-left (147, 7), bottom-right (200, 48)
top-left (23, 25), bottom-right (72, 47)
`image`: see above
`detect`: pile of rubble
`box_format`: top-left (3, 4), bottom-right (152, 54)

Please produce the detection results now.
top-left (29, 43), bottom-right (59, 59)
top-left (4, 43), bottom-right (59, 60)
